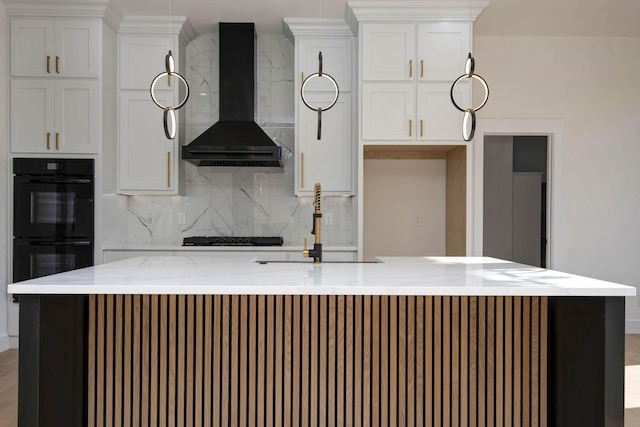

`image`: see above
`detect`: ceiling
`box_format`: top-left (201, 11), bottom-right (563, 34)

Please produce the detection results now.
top-left (106, 0), bottom-right (640, 37)
top-left (9, 0), bottom-right (640, 37)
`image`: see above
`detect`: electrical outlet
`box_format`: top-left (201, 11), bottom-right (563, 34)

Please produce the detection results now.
top-left (178, 211), bottom-right (186, 225)
top-left (325, 212), bottom-right (333, 226)
top-left (413, 214), bottom-right (422, 226)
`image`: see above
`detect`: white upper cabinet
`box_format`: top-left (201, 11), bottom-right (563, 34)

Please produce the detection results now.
top-left (361, 83), bottom-right (415, 141)
top-left (361, 22), bottom-right (470, 83)
top-left (298, 37), bottom-right (353, 92)
top-left (417, 81), bottom-right (470, 140)
top-left (362, 81), bottom-right (469, 142)
top-left (8, 13), bottom-right (103, 154)
top-left (118, 90), bottom-right (178, 194)
top-left (348, 0), bottom-right (488, 145)
top-left (298, 92), bottom-right (353, 193)
top-left (11, 18), bottom-right (100, 78)
top-left (11, 77), bottom-right (99, 154)
top-left (361, 23), bottom-right (416, 82)
top-left (116, 17), bottom-right (195, 195)
top-left (359, 21), bottom-right (472, 143)
top-left (417, 22), bottom-right (471, 82)
top-left (119, 35), bottom-right (175, 90)
top-left (284, 18), bottom-right (356, 196)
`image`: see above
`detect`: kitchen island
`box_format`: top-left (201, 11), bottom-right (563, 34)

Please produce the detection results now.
top-left (9, 255), bottom-right (635, 427)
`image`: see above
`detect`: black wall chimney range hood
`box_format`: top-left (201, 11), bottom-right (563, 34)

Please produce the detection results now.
top-left (181, 23), bottom-right (283, 167)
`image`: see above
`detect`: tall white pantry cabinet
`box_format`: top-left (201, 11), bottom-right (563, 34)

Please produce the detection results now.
top-left (4, 1), bottom-right (119, 345)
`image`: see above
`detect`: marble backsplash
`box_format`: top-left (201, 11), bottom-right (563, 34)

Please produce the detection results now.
top-left (125, 33), bottom-right (355, 247)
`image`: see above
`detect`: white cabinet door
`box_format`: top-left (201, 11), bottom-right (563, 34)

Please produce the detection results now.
top-left (417, 22), bottom-right (470, 81)
top-left (10, 18), bottom-right (99, 78)
top-left (10, 78), bottom-right (54, 153)
top-left (55, 79), bottom-right (99, 153)
top-left (360, 22), bottom-right (471, 142)
top-left (291, 28), bottom-right (356, 196)
top-left (416, 82), bottom-right (469, 141)
top-left (299, 38), bottom-right (352, 92)
top-left (298, 93), bottom-right (353, 194)
top-left (119, 36), bottom-right (175, 90)
top-left (10, 79), bottom-right (99, 153)
top-left (361, 23), bottom-right (415, 81)
top-left (118, 91), bottom-right (178, 194)
top-left (361, 83), bottom-right (415, 141)
top-left (10, 19), bottom-right (54, 77)
top-left (54, 19), bottom-right (100, 78)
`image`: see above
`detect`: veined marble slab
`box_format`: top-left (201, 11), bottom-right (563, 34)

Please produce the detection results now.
top-left (8, 256), bottom-right (636, 297)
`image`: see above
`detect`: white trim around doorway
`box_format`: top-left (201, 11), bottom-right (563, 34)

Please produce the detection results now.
top-left (473, 118), bottom-right (565, 269)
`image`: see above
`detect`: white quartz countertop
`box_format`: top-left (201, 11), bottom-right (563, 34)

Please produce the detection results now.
top-left (102, 244), bottom-right (357, 252)
top-left (8, 255), bottom-right (636, 297)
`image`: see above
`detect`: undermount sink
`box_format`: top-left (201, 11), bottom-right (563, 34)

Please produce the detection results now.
top-left (255, 260), bottom-right (377, 264)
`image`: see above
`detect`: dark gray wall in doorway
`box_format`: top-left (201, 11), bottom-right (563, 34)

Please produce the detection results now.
top-left (484, 135), bottom-right (548, 267)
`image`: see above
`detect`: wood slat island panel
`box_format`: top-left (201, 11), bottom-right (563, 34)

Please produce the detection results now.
top-left (88, 295), bottom-right (548, 426)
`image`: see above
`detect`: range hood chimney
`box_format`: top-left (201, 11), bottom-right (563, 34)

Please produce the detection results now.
top-left (182, 23), bottom-right (283, 167)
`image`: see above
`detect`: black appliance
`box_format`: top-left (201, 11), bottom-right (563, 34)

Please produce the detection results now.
top-left (181, 23), bottom-right (283, 167)
top-left (183, 236), bottom-right (283, 246)
top-left (13, 158), bottom-right (95, 284)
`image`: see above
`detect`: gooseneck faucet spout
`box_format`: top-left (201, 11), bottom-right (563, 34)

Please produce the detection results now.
top-left (303, 182), bottom-right (323, 264)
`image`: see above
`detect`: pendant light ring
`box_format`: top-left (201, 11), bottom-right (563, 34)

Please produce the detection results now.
top-left (300, 73), bottom-right (340, 112)
top-left (150, 71), bottom-right (190, 111)
top-left (450, 73), bottom-right (489, 113)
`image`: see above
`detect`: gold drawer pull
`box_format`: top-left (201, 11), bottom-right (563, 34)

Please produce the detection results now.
top-left (55, 56), bottom-right (60, 74)
top-left (409, 119), bottom-right (413, 137)
top-left (420, 120), bottom-right (424, 137)
top-left (46, 56), bottom-right (51, 74)
top-left (409, 59), bottom-right (413, 78)
top-left (55, 133), bottom-right (60, 150)
top-left (46, 132), bottom-right (51, 149)
top-left (167, 152), bottom-right (171, 187)
top-left (301, 152), bottom-right (305, 189)
top-left (421, 59), bottom-right (424, 78)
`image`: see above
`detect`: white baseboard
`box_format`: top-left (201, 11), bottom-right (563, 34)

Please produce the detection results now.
top-left (9, 336), bottom-right (18, 349)
top-left (0, 333), bottom-right (9, 353)
top-left (626, 320), bottom-right (640, 334)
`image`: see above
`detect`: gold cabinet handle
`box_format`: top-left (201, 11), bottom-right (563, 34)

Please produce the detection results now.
top-left (55, 56), bottom-right (60, 74)
top-left (421, 60), bottom-right (424, 78)
top-left (409, 119), bottom-right (413, 137)
top-left (46, 132), bottom-right (51, 150)
top-left (409, 59), bottom-right (413, 78)
top-left (46, 56), bottom-right (51, 74)
top-left (420, 120), bottom-right (424, 137)
top-left (301, 152), bottom-right (305, 189)
top-left (167, 152), bottom-right (171, 187)
top-left (301, 72), bottom-right (304, 83)
top-left (55, 132), bottom-right (59, 150)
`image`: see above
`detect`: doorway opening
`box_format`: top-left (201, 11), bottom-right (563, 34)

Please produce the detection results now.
top-left (483, 136), bottom-right (548, 267)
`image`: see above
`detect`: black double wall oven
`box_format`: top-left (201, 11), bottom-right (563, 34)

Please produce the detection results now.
top-left (13, 158), bottom-right (95, 286)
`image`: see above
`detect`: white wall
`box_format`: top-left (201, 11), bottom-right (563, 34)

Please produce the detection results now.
top-left (475, 35), bottom-right (640, 331)
top-left (363, 159), bottom-right (446, 261)
top-left (0, 3), bottom-right (9, 352)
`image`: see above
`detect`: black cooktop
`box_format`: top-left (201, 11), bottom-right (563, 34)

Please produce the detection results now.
top-left (183, 236), bottom-right (283, 246)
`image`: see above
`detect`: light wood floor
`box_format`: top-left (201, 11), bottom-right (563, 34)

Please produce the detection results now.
top-left (1, 336), bottom-right (640, 426)
top-left (0, 349), bottom-right (18, 427)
